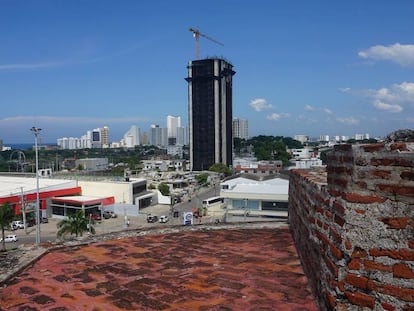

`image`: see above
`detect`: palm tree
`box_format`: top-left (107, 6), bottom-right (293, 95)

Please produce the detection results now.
top-left (0, 202), bottom-right (15, 251)
top-left (57, 210), bottom-right (95, 239)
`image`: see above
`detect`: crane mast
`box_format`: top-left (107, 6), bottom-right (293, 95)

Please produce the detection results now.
top-left (189, 27), bottom-right (224, 60)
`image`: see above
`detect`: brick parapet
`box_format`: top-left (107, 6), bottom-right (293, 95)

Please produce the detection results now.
top-left (289, 142), bottom-right (414, 310)
top-left (327, 143), bottom-right (414, 205)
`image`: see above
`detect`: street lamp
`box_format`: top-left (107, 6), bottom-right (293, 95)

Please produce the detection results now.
top-left (30, 126), bottom-right (41, 244)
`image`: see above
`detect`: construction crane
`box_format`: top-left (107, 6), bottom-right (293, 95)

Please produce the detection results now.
top-left (189, 27), bottom-right (224, 60)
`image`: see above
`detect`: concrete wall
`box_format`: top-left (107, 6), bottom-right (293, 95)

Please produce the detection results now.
top-left (289, 142), bottom-right (414, 310)
top-left (78, 181), bottom-right (132, 204)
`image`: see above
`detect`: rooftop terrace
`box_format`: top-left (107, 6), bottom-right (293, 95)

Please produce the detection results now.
top-left (0, 224), bottom-right (318, 310)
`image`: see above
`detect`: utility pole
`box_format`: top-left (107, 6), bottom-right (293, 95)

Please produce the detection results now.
top-left (30, 126), bottom-right (42, 244)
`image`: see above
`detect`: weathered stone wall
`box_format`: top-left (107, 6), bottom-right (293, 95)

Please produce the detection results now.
top-left (289, 142), bottom-right (414, 310)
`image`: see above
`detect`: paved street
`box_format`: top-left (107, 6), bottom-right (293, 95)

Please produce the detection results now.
top-left (2, 184), bottom-right (285, 250)
top-left (2, 203), bottom-right (215, 249)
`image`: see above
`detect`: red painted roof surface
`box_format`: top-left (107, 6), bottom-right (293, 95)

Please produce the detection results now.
top-left (0, 227), bottom-right (318, 310)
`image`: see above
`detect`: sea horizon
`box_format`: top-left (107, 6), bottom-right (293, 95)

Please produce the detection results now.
top-left (3, 143), bottom-right (57, 150)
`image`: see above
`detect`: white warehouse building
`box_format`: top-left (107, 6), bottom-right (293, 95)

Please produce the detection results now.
top-left (219, 176), bottom-right (289, 218)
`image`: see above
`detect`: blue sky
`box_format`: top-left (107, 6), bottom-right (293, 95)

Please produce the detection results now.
top-left (1, 0), bottom-right (413, 144)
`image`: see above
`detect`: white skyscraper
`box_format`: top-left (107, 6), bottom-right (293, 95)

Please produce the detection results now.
top-left (149, 125), bottom-right (167, 147)
top-left (232, 118), bottom-right (249, 140)
top-left (166, 115), bottom-right (181, 145)
top-left (123, 125), bottom-right (141, 147)
top-left (176, 126), bottom-right (189, 146)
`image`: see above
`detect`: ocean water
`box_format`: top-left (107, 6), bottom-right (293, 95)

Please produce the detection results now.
top-left (8, 143), bottom-right (33, 150)
top-left (5, 143), bottom-right (56, 150)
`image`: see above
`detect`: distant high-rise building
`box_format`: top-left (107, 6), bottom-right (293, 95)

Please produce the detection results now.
top-left (100, 126), bottom-right (110, 147)
top-left (319, 135), bottom-right (329, 142)
top-left (123, 125), bottom-right (141, 148)
top-left (176, 126), bottom-right (189, 146)
top-left (294, 135), bottom-right (309, 144)
top-left (166, 115), bottom-right (181, 146)
top-left (149, 125), bottom-right (167, 147)
top-left (57, 126), bottom-right (109, 150)
top-left (186, 58), bottom-right (235, 171)
top-left (141, 132), bottom-right (148, 145)
top-left (91, 129), bottom-right (102, 148)
top-left (232, 118), bottom-right (249, 140)
top-left (355, 133), bottom-right (370, 140)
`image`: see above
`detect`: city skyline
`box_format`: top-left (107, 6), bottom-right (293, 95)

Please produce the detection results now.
top-left (1, 1), bottom-right (413, 143)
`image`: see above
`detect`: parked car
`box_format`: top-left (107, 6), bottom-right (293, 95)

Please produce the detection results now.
top-left (11, 221), bottom-right (25, 229)
top-left (24, 218), bottom-right (35, 227)
top-left (103, 211), bottom-right (117, 219)
top-left (159, 215), bottom-right (169, 223)
top-left (42, 217), bottom-right (49, 223)
top-left (1, 234), bottom-right (18, 242)
top-left (89, 214), bottom-right (102, 221)
top-left (146, 214), bottom-right (158, 223)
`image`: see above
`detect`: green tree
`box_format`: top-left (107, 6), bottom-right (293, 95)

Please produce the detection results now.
top-left (209, 163), bottom-right (232, 175)
top-left (247, 135), bottom-right (292, 166)
top-left (233, 138), bottom-right (249, 155)
top-left (195, 173), bottom-right (209, 185)
top-left (282, 137), bottom-right (303, 149)
top-left (56, 210), bottom-right (94, 239)
top-left (0, 202), bottom-right (14, 251)
top-left (158, 182), bottom-right (170, 196)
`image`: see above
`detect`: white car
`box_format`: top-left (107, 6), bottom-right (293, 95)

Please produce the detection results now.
top-left (159, 215), bottom-right (169, 223)
top-left (1, 234), bottom-right (18, 242)
top-left (11, 221), bottom-right (25, 229)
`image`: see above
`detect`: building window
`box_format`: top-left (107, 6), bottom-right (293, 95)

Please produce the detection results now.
top-left (262, 201), bottom-right (288, 211)
top-left (52, 205), bottom-right (64, 216)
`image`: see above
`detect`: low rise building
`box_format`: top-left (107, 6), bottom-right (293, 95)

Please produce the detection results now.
top-left (233, 158), bottom-right (282, 176)
top-left (220, 175), bottom-right (289, 218)
top-left (0, 175), bottom-right (154, 221)
top-left (76, 158), bottom-right (109, 172)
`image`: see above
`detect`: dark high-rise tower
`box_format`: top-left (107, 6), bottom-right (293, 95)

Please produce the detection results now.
top-left (186, 58), bottom-right (235, 171)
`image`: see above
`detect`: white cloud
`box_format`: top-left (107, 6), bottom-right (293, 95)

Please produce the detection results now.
top-left (365, 81), bottom-right (414, 113)
top-left (0, 41), bottom-right (149, 72)
top-left (396, 81), bottom-right (414, 98)
top-left (249, 98), bottom-right (273, 112)
top-left (0, 61), bottom-right (68, 71)
top-left (305, 104), bottom-right (332, 114)
top-left (372, 100), bottom-right (403, 113)
top-left (336, 117), bottom-right (360, 125)
top-left (304, 104), bottom-right (316, 111)
top-left (358, 43), bottom-right (414, 67)
top-left (266, 113), bottom-right (290, 121)
top-left (339, 87), bottom-right (351, 93)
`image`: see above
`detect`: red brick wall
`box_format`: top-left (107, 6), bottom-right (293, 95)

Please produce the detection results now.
top-left (289, 143), bottom-right (414, 310)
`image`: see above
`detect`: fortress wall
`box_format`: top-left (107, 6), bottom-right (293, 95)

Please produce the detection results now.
top-left (289, 142), bottom-right (414, 310)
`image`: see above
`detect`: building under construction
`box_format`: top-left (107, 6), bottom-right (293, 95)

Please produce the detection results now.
top-left (186, 58), bottom-right (235, 171)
